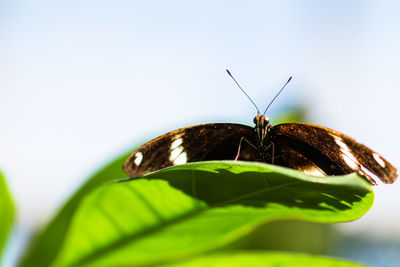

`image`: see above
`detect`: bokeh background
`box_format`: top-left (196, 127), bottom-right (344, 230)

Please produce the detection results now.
top-left (1, 1), bottom-right (399, 266)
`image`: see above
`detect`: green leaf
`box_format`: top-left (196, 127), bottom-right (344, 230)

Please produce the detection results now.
top-left (19, 152), bottom-right (131, 267)
top-left (49, 161), bottom-right (373, 266)
top-left (164, 251), bottom-right (366, 267)
top-left (0, 171), bottom-right (14, 262)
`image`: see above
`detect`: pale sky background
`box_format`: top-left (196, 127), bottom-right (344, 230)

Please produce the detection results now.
top-left (1, 0), bottom-right (400, 259)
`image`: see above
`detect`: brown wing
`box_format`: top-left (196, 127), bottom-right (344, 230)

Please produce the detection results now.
top-left (271, 123), bottom-right (398, 184)
top-left (123, 123), bottom-right (256, 177)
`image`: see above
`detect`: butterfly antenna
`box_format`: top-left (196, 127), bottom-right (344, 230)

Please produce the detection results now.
top-left (226, 69), bottom-right (260, 114)
top-left (262, 76), bottom-right (292, 115)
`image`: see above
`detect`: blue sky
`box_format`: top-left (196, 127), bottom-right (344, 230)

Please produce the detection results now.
top-left (1, 0), bottom-right (399, 242)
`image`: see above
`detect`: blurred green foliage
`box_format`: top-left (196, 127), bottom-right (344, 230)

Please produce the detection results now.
top-left (0, 171), bottom-right (14, 264)
top-left (164, 251), bottom-right (366, 267)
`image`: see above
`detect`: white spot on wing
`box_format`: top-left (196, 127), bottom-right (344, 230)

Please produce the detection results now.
top-left (373, 153), bottom-right (386, 168)
top-left (330, 134), bottom-right (359, 170)
top-left (171, 137), bottom-right (183, 150)
top-left (360, 165), bottom-right (380, 185)
top-left (170, 146), bottom-right (183, 160)
top-left (174, 151), bottom-right (187, 165)
top-left (169, 134), bottom-right (187, 165)
top-left (134, 152), bottom-right (143, 166)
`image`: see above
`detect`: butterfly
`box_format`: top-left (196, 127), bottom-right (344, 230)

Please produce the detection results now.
top-left (123, 70), bottom-right (397, 185)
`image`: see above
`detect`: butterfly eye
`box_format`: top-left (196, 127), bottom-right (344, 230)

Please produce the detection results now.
top-left (253, 117), bottom-right (258, 124)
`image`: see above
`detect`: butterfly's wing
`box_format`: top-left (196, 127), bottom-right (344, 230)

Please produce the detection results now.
top-left (123, 123), bottom-right (257, 177)
top-left (271, 123), bottom-right (398, 184)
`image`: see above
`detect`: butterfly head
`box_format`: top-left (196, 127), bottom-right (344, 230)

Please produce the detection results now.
top-left (253, 113), bottom-right (270, 126)
top-left (253, 112), bottom-right (271, 145)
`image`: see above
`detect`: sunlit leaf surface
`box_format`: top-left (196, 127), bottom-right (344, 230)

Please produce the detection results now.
top-left (47, 161), bottom-right (373, 266)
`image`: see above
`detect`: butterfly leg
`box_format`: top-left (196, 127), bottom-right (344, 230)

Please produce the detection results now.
top-left (271, 141), bottom-right (275, 164)
top-left (235, 136), bottom-right (257, 161)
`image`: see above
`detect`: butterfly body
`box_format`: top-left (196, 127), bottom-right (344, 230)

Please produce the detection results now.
top-left (252, 113), bottom-right (273, 160)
